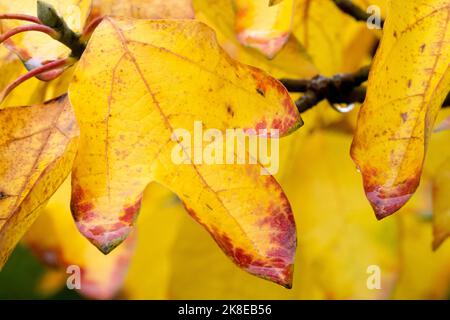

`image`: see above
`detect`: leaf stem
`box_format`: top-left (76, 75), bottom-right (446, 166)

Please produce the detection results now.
top-left (80, 16), bottom-right (104, 43)
top-left (0, 14), bottom-right (41, 24)
top-left (0, 58), bottom-right (73, 102)
top-left (0, 24), bottom-right (58, 44)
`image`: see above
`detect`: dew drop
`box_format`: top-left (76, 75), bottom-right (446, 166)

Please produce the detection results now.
top-left (332, 103), bottom-right (355, 113)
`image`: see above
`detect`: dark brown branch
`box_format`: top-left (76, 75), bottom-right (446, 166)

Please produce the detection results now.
top-left (280, 66), bottom-right (370, 112)
top-left (444, 93), bottom-right (450, 107)
top-left (332, 0), bottom-right (384, 28)
top-left (280, 66), bottom-right (450, 113)
top-left (279, 79), bottom-right (309, 92)
top-left (281, 66), bottom-right (369, 93)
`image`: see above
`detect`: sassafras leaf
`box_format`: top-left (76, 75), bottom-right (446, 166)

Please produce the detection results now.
top-left (351, 0), bottom-right (450, 219)
top-left (0, 95), bottom-right (79, 268)
top-left (90, 0), bottom-right (194, 19)
top-left (68, 18), bottom-right (300, 287)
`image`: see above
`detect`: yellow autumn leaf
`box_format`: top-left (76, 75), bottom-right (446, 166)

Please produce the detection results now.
top-left (68, 18), bottom-right (300, 287)
top-left (0, 0), bottom-right (91, 66)
top-left (123, 183), bottom-right (185, 299)
top-left (193, 0), bottom-right (340, 145)
top-left (432, 158), bottom-right (450, 250)
top-left (351, 0), bottom-right (450, 219)
top-left (159, 201), bottom-right (296, 299)
top-left (280, 131), bottom-right (399, 299)
top-left (131, 131), bottom-right (399, 299)
top-left (24, 177), bottom-right (136, 300)
top-left (193, 0), bottom-right (318, 79)
top-left (391, 180), bottom-right (450, 299)
top-left (233, 0), bottom-right (295, 58)
top-left (269, 0), bottom-right (284, 6)
top-left (90, 0), bottom-right (194, 19)
top-left (293, 0), bottom-right (381, 75)
top-left (35, 269), bottom-right (67, 296)
top-left (283, 0), bottom-right (381, 130)
top-left (425, 113), bottom-right (450, 249)
top-left (422, 109), bottom-right (450, 173)
top-left (407, 111), bottom-right (450, 251)
top-left (193, 0), bottom-right (335, 172)
top-left (0, 95), bottom-right (79, 268)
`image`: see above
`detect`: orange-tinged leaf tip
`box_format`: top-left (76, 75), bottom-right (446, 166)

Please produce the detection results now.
top-left (247, 262), bottom-right (294, 288)
top-left (71, 185), bottom-right (142, 254)
top-left (245, 67), bottom-right (302, 136)
top-left (432, 231), bottom-right (450, 251)
top-left (192, 193), bottom-right (297, 288)
top-left (432, 238), bottom-right (444, 251)
top-left (75, 221), bottom-right (133, 254)
top-left (237, 31), bottom-right (290, 59)
top-left (364, 178), bottom-right (418, 220)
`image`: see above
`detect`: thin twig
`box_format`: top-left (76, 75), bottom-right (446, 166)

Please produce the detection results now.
top-left (0, 24), bottom-right (58, 44)
top-left (332, 0), bottom-right (384, 27)
top-left (444, 94), bottom-right (450, 107)
top-left (280, 66), bottom-right (370, 112)
top-left (279, 79), bottom-right (309, 92)
top-left (281, 66), bottom-right (450, 113)
top-left (281, 66), bottom-right (369, 93)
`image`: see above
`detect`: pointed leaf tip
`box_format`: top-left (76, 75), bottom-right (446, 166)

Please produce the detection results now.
top-left (236, 32), bottom-right (290, 59)
top-left (71, 184), bottom-right (143, 254)
top-left (234, 0), bottom-right (294, 58)
top-left (351, 1), bottom-right (450, 218)
top-left (195, 193), bottom-right (297, 288)
top-left (247, 262), bottom-right (294, 288)
top-left (365, 183), bottom-right (416, 220)
top-left (75, 220), bottom-right (133, 254)
top-left (68, 18), bottom-right (299, 284)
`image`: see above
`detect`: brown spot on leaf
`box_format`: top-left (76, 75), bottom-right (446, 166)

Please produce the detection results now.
top-left (226, 104), bottom-right (235, 117)
top-left (401, 112), bottom-right (408, 123)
